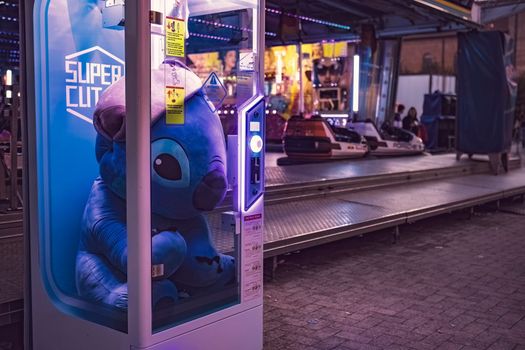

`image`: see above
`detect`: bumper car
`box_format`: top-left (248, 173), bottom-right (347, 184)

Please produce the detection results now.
top-left (283, 116), bottom-right (368, 160)
top-left (349, 120), bottom-right (425, 156)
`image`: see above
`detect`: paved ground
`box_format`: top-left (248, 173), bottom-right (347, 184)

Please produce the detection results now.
top-left (2, 204), bottom-right (525, 350)
top-left (0, 234), bottom-right (23, 350)
top-left (0, 236), bottom-right (23, 306)
top-left (264, 206), bottom-right (525, 350)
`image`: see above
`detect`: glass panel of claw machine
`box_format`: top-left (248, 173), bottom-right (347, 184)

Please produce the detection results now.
top-left (32, 0), bottom-right (262, 344)
top-left (33, 0), bottom-right (128, 332)
top-left (149, 0), bottom-right (264, 333)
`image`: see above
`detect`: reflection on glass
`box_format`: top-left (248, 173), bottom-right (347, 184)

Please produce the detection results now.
top-left (151, 6), bottom-right (255, 331)
top-left (36, 0), bottom-right (127, 331)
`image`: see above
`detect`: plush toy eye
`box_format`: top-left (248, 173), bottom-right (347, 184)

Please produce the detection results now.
top-left (151, 138), bottom-right (190, 188)
top-left (154, 154), bottom-right (182, 180)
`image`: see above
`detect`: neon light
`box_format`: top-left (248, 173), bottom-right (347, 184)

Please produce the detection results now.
top-left (353, 54), bottom-right (360, 113)
top-left (5, 69), bottom-right (12, 86)
top-left (276, 54), bottom-right (283, 84)
top-left (266, 8), bottom-right (351, 31)
top-left (320, 113), bottom-right (348, 118)
top-left (238, 97), bottom-right (263, 213)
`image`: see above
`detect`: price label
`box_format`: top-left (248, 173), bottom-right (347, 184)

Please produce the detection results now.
top-left (242, 213), bottom-right (263, 302)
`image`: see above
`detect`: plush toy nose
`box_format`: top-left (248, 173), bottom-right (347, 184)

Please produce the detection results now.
top-left (193, 169), bottom-right (228, 211)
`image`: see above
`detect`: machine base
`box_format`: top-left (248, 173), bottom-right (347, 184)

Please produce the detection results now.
top-left (140, 305), bottom-right (263, 350)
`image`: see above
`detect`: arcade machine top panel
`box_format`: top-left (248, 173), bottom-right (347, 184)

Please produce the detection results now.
top-left (33, 0), bottom-right (263, 336)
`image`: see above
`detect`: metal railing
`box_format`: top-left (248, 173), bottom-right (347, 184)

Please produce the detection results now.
top-left (0, 83), bottom-right (22, 211)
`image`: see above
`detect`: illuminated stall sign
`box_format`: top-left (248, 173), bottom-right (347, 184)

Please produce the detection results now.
top-left (64, 46), bottom-right (124, 123)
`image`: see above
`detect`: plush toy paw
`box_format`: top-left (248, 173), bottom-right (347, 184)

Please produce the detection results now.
top-left (101, 280), bottom-right (179, 311)
top-left (214, 254), bottom-right (235, 286)
top-left (171, 253), bottom-right (235, 291)
top-left (103, 284), bottom-right (128, 310)
top-left (152, 231), bottom-right (187, 278)
top-left (153, 279), bottom-right (179, 310)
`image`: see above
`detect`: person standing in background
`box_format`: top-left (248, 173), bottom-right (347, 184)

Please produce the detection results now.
top-left (402, 106), bottom-right (420, 135)
top-left (393, 104), bottom-right (405, 128)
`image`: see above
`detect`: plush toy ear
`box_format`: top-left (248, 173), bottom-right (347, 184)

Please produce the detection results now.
top-left (92, 62), bottom-right (203, 138)
top-left (93, 104), bottom-right (126, 142)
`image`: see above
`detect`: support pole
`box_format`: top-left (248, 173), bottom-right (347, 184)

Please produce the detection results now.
top-left (10, 85), bottom-right (20, 210)
top-left (126, 1), bottom-right (152, 345)
top-left (392, 225), bottom-right (400, 244)
top-left (271, 256), bottom-right (278, 280)
top-left (298, 43), bottom-right (304, 115)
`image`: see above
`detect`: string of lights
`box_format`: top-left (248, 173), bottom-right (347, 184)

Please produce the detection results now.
top-left (0, 0), bottom-right (17, 7)
top-left (189, 32), bottom-right (230, 42)
top-left (189, 17), bottom-right (278, 37)
top-left (265, 7), bottom-right (351, 31)
top-left (0, 16), bottom-right (17, 21)
top-left (0, 31), bottom-right (18, 37)
top-left (0, 38), bottom-right (18, 44)
top-left (0, 6), bottom-right (352, 63)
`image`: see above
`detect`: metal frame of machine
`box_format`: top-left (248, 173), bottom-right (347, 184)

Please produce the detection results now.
top-left (23, 0), bottom-right (265, 349)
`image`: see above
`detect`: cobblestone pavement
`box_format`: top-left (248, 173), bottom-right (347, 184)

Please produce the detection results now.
top-left (0, 236), bottom-right (23, 305)
top-left (263, 208), bottom-right (525, 350)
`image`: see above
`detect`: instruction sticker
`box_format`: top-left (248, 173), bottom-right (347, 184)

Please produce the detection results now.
top-left (166, 17), bottom-right (185, 58)
top-left (203, 72), bottom-right (227, 112)
top-left (166, 86), bottom-right (184, 124)
top-left (239, 51), bottom-right (256, 72)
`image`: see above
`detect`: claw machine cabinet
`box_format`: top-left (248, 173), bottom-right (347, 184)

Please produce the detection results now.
top-left (22, 0), bottom-right (265, 349)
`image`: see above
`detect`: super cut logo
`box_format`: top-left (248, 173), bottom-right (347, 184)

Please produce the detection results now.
top-left (64, 46), bottom-right (124, 123)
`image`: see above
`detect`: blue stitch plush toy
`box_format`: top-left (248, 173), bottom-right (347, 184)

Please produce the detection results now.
top-left (75, 62), bottom-right (234, 310)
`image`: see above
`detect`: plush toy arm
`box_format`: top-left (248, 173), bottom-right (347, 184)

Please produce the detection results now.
top-left (83, 179), bottom-right (188, 277)
top-left (82, 179), bottom-right (128, 274)
top-left (92, 216), bottom-right (128, 274)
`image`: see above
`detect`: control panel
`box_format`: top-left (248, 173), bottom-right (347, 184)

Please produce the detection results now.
top-left (244, 98), bottom-right (265, 211)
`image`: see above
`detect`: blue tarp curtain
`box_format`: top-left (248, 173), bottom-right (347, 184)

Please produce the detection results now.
top-left (457, 31), bottom-right (516, 154)
top-left (421, 92), bottom-right (443, 150)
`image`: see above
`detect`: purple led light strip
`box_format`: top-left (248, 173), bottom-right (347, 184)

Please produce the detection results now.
top-left (189, 17), bottom-right (277, 37)
top-left (189, 32), bottom-right (230, 41)
top-left (265, 7), bottom-right (351, 30)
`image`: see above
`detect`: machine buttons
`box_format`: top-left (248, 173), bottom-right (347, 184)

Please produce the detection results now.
top-left (250, 135), bottom-right (263, 154)
top-left (251, 157), bottom-right (261, 184)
